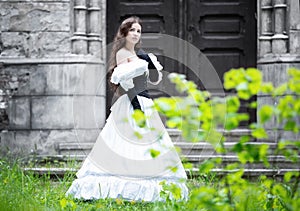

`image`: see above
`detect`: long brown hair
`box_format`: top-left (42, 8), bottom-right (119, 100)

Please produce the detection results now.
top-left (108, 16), bottom-right (142, 92)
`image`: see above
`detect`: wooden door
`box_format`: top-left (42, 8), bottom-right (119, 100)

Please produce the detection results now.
top-left (186, 0), bottom-right (257, 124)
top-left (186, 0), bottom-right (256, 80)
top-left (106, 0), bottom-right (257, 124)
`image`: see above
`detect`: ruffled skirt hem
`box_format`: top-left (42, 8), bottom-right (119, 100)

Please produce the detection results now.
top-left (66, 173), bottom-right (188, 201)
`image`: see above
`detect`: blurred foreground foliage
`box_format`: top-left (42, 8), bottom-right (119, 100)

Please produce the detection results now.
top-left (1, 68), bottom-right (299, 210)
top-left (152, 67), bottom-right (300, 210)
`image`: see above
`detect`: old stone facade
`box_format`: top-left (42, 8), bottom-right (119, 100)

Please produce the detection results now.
top-left (257, 0), bottom-right (300, 139)
top-left (0, 0), bottom-right (299, 157)
top-left (0, 0), bottom-right (106, 156)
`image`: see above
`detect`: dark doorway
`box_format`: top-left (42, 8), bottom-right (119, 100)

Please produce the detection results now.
top-left (106, 0), bottom-right (257, 124)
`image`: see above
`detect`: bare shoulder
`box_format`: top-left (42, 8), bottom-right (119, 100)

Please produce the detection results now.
top-left (116, 48), bottom-right (132, 65)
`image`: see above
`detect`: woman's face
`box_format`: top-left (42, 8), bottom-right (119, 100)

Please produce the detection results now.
top-left (125, 23), bottom-right (141, 45)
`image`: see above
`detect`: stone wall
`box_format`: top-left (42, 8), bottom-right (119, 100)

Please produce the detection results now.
top-left (257, 0), bottom-right (300, 140)
top-left (0, 0), bottom-right (107, 156)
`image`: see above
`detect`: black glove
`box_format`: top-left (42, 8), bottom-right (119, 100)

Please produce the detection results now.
top-left (126, 87), bottom-right (142, 111)
top-left (137, 49), bottom-right (159, 82)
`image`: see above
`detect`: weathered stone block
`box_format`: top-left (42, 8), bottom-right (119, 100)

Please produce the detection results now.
top-left (266, 129), bottom-right (300, 142)
top-left (272, 37), bottom-right (287, 54)
top-left (74, 64), bottom-right (106, 96)
top-left (31, 96), bottom-right (74, 129)
top-left (40, 64), bottom-right (106, 96)
top-left (289, 30), bottom-right (300, 54)
top-left (258, 63), bottom-right (300, 139)
top-left (0, 32), bottom-right (71, 57)
top-left (71, 129), bottom-right (100, 144)
top-left (0, 65), bottom-right (32, 95)
top-left (0, 131), bottom-right (15, 155)
top-left (259, 37), bottom-right (272, 56)
top-left (72, 39), bottom-right (88, 55)
top-left (2, 63), bottom-right (106, 96)
top-left (72, 96), bottom-right (106, 129)
top-left (31, 95), bottom-right (106, 129)
top-left (8, 97), bottom-right (30, 129)
top-left (39, 64), bottom-right (80, 95)
top-left (0, 129), bottom-right (100, 157)
top-left (30, 67), bottom-right (47, 94)
top-left (257, 95), bottom-right (278, 130)
top-left (0, 130), bottom-right (46, 156)
top-left (259, 63), bottom-right (294, 87)
top-left (0, 2), bottom-right (70, 32)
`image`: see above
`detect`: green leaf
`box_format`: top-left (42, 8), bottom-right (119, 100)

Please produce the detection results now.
top-left (250, 101), bottom-right (257, 108)
top-left (60, 198), bottom-right (67, 209)
top-left (252, 127), bottom-right (268, 139)
top-left (237, 113), bottom-right (250, 122)
top-left (134, 131), bottom-right (143, 139)
top-left (198, 159), bottom-right (216, 174)
top-left (273, 83), bottom-right (288, 96)
top-left (225, 113), bottom-right (240, 130)
top-left (166, 117), bottom-right (182, 128)
top-left (168, 166), bottom-right (178, 173)
top-left (284, 120), bottom-right (298, 133)
top-left (260, 82), bottom-right (274, 93)
top-left (226, 96), bottom-right (240, 112)
top-left (288, 68), bottom-right (300, 80)
top-left (259, 105), bottom-right (273, 124)
top-left (238, 90), bottom-right (252, 100)
top-left (284, 171), bottom-right (299, 182)
top-left (154, 99), bottom-right (172, 112)
top-left (132, 109), bottom-right (146, 128)
top-left (150, 149), bottom-right (161, 158)
top-left (246, 68), bottom-right (262, 82)
top-left (183, 162), bottom-right (193, 170)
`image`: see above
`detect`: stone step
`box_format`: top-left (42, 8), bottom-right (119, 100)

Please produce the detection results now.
top-left (184, 155), bottom-right (300, 169)
top-left (24, 128), bottom-right (299, 178)
top-left (187, 168), bottom-right (300, 177)
top-left (168, 128), bottom-right (253, 143)
top-left (55, 129), bottom-right (255, 154)
top-left (26, 153), bottom-right (300, 170)
top-left (56, 141), bottom-right (297, 157)
top-left (23, 167), bottom-right (300, 178)
top-left (174, 142), bottom-right (296, 155)
top-left (55, 128), bottom-right (287, 155)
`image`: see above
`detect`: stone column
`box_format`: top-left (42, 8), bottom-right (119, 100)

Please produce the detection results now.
top-left (88, 0), bottom-right (102, 57)
top-left (72, 0), bottom-right (88, 54)
top-left (289, 0), bottom-right (300, 53)
top-left (272, 0), bottom-right (288, 53)
top-left (259, 0), bottom-right (273, 56)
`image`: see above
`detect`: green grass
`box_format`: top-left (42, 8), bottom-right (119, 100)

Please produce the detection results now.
top-left (1, 158), bottom-right (299, 211)
top-left (0, 158), bottom-right (186, 211)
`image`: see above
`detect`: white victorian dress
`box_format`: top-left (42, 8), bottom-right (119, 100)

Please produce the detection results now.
top-left (66, 52), bottom-right (188, 201)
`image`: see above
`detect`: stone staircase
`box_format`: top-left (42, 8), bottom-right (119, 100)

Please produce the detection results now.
top-left (24, 129), bottom-right (300, 178)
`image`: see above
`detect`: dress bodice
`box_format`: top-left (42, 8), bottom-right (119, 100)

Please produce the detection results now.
top-left (110, 50), bottom-right (163, 110)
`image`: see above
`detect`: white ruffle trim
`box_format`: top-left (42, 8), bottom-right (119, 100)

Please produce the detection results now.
top-left (111, 59), bottom-right (148, 85)
top-left (148, 53), bottom-right (163, 71)
top-left (66, 157), bottom-right (188, 201)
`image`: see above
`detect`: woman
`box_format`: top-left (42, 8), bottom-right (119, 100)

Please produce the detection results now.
top-left (66, 16), bottom-right (188, 202)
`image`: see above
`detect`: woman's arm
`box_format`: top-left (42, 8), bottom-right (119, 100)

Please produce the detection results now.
top-left (115, 48), bottom-right (143, 111)
top-left (137, 50), bottom-right (163, 84)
